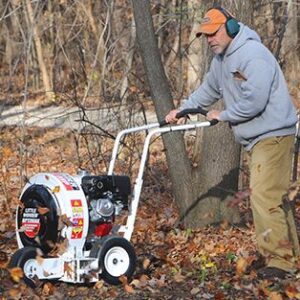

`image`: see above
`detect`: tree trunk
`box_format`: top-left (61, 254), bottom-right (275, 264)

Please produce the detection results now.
top-left (277, 0), bottom-right (299, 101)
top-left (24, 0), bottom-right (54, 101)
top-left (253, 1), bottom-right (299, 102)
top-left (185, 1), bottom-right (255, 226)
top-left (132, 0), bottom-right (243, 228)
top-left (131, 0), bottom-right (195, 217)
top-left (187, 0), bottom-right (203, 92)
top-left (120, 17), bottom-right (136, 102)
top-left (188, 101), bottom-right (241, 226)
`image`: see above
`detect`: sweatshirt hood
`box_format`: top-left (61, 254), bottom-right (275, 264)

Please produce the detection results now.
top-left (225, 23), bottom-right (261, 56)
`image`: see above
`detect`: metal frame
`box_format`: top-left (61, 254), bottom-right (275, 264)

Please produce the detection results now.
top-left (108, 121), bottom-right (212, 241)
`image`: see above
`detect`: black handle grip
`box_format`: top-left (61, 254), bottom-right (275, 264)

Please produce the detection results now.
top-left (209, 119), bottom-right (219, 126)
top-left (199, 109), bottom-right (219, 125)
top-left (175, 108), bottom-right (206, 119)
top-left (195, 107), bottom-right (209, 117)
top-left (159, 107), bottom-right (218, 127)
top-left (159, 119), bottom-right (169, 127)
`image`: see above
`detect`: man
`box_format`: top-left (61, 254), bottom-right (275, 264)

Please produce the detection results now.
top-left (165, 7), bottom-right (299, 280)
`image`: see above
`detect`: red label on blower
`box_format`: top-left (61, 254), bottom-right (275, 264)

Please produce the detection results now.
top-left (21, 208), bottom-right (41, 238)
top-left (54, 173), bottom-right (79, 191)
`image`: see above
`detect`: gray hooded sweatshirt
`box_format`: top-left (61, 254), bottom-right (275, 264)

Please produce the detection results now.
top-left (180, 24), bottom-right (297, 150)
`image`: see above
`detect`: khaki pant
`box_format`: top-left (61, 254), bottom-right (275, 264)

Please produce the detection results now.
top-left (248, 135), bottom-right (300, 272)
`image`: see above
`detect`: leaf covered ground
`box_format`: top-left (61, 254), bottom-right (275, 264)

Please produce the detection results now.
top-left (1, 126), bottom-right (300, 300)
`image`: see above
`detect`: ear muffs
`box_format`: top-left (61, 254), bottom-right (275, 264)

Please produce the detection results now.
top-left (225, 18), bottom-right (240, 38)
top-left (215, 6), bottom-right (240, 38)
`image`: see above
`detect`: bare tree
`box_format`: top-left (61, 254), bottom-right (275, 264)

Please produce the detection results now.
top-left (254, 0), bottom-right (300, 102)
top-left (24, 0), bottom-right (54, 101)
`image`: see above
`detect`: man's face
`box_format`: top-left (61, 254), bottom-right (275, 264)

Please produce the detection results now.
top-left (204, 25), bottom-right (233, 54)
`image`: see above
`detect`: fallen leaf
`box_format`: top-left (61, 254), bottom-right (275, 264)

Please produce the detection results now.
top-left (269, 291), bottom-right (283, 300)
top-left (52, 186), bottom-right (60, 193)
top-left (173, 271), bottom-right (185, 282)
top-left (157, 275), bottom-right (166, 288)
top-left (63, 262), bottom-right (73, 278)
top-left (139, 274), bottom-right (149, 283)
top-left (9, 288), bottom-right (22, 299)
top-left (60, 214), bottom-right (73, 227)
top-left (285, 284), bottom-right (300, 299)
top-left (205, 261), bottom-right (216, 269)
top-left (119, 275), bottom-right (128, 285)
top-left (94, 280), bottom-right (104, 289)
top-left (214, 291), bottom-right (226, 300)
top-left (124, 284), bottom-right (135, 294)
top-left (191, 287), bottom-right (200, 295)
top-left (0, 251), bottom-right (8, 268)
top-left (9, 267), bottom-right (23, 283)
top-left (143, 258), bottom-right (151, 270)
top-left (42, 282), bottom-right (54, 296)
top-left (17, 226), bottom-right (26, 233)
top-left (204, 242), bottom-right (215, 252)
top-left (130, 279), bottom-right (141, 288)
top-left (0, 223), bottom-right (6, 233)
top-left (36, 254), bottom-right (44, 265)
top-left (236, 257), bottom-right (248, 275)
top-left (38, 207), bottom-right (50, 215)
top-left (17, 200), bottom-right (25, 210)
top-left (56, 239), bottom-right (69, 255)
top-left (2, 147), bottom-right (13, 159)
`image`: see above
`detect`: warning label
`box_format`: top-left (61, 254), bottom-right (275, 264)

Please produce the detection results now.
top-left (71, 199), bottom-right (82, 207)
top-left (71, 200), bottom-right (84, 239)
top-left (71, 218), bottom-right (84, 239)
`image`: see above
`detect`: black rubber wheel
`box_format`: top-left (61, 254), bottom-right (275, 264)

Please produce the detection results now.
top-left (91, 236), bottom-right (136, 285)
top-left (9, 247), bottom-right (41, 288)
top-left (17, 184), bottom-right (59, 253)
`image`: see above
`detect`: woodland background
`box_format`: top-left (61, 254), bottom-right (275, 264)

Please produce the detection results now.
top-left (0, 0), bottom-right (300, 299)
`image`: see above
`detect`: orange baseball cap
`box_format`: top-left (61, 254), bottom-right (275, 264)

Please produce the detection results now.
top-left (196, 8), bottom-right (227, 37)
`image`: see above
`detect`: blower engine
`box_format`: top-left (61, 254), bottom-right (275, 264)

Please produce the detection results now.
top-left (82, 174), bottom-right (131, 239)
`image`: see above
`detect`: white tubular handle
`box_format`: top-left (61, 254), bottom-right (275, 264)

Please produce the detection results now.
top-left (122, 121), bottom-right (212, 241)
top-left (108, 123), bottom-right (160, 175)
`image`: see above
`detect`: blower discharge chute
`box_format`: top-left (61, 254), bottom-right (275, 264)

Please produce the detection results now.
top-left (10, 108), bottom-right (217, 286)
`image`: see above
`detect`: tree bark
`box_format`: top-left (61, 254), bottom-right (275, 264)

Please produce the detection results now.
top-left (120, 17), bottom-right (136, 102)
top-left (24, 0), bottom-right (54, 101)
top-left (276, 0), bottom-right (299, 100)
top-left (253, 0), bottom-right (299, 102)
top-left (187, 0), bottom-right (202, 92)
top-left (131, 0), bottom-right (195, 217)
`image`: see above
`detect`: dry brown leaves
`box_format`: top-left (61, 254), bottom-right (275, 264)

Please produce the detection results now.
top-left (0, 127), bottom-right (300, 299)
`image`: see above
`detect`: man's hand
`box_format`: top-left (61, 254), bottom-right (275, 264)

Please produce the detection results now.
top-left (165, 109), bottom-right (186, 124)
top-left (207, 110), bottom-right (221, 121)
